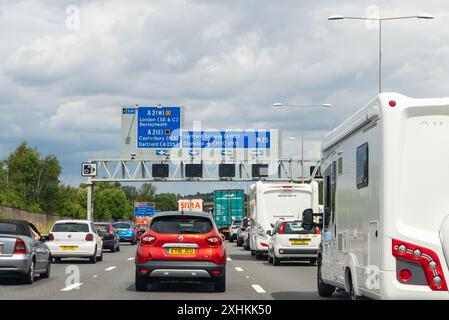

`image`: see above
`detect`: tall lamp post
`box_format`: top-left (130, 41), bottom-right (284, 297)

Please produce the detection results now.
top-left (273, 103), bottom-right (333, 183)
top-left (328, 14), bottom-right (434, 93)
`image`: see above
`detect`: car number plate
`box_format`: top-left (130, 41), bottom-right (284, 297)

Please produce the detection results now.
top-left (167, 248), bottom-right (196, 255)
top-left (60, 246), bottom-right (78, 251)
top-left (119, 230), bottom-right (126, 234)
top-left (290, 239), bottom-right (309, 245)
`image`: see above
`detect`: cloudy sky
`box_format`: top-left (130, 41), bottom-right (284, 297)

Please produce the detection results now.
top-left (0, 0), bottom-right (448, 194)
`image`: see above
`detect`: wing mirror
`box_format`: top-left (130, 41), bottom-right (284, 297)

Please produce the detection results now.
top-left (266, 230), bottom-right (272, 236)
top-left (301, 208), bottom-right (314, 231)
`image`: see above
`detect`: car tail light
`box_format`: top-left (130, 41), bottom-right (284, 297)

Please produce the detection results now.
top-left (315, 227), bottom-right (321, 235)
top-left (108, 226), bottom-right (114, 236)
top-left (14, 238), bottom-right (27, 254)
top-left (206, 236), bottom-right (222, 246)
top-left (128, 228), bottom-right (134, 232)
top-left (139, 269), bottom-right (149, 274)
top-left (392, 239), bottom-right (448, 291)
top-left (85, 233), bottom-right (94, 241)
top-left (260, 242), bottom-right (268, 247)
top-left (48, 233), bottom-right (54, 241)
top-left (141, 236), bottom-right (156, 246)
top-left (278, 222), bottom-right (285, 235)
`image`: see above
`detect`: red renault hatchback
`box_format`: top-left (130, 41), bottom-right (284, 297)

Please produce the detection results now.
top-left (135, 211), bottom-right (226, 292)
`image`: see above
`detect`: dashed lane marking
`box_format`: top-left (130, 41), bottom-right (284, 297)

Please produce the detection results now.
top-left (61, 283), bottom-right (83, 291)
top-left (251, 284), bottom-right (266, 293)
top-left (235, 267), bottom-right (244, 272)
top-left (105, 266), bottom-right (117, 271)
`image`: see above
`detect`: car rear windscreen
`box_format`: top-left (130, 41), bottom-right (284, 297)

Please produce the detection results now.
top-left (52, 223), bottom-right (89, 233)
top-left (0, 222), bottom-right (31, 237)
top-left (113, 223), bottom-right (130, 229)
top-left (282, 221), bottom-right (312, 234)
top-left (151, 216), bottom-right (213, 234)
top-left (95, 225), bottom-right (109, 234)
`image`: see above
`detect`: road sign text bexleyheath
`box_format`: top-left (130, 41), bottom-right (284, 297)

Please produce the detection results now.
top-left (137, 107), bottom-right (181, 148)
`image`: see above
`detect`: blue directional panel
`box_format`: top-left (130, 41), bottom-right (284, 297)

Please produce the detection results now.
top-left (181, 131), bottom-right (271, 149)
top-left (137, 107), bottom-right (181, 149)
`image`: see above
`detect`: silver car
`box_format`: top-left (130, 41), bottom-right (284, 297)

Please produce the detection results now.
top-left (0, 220), bottom-right (51, 284)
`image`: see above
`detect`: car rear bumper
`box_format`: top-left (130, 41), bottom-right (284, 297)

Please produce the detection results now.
top-left (102, 239), bottom-right (116, 248)
top-left (47, 242), bottom-right (96, 258)
top-left (136, 260), bottom-right (225, 281)
top-left (0, 254), bottom-right (32, 274)
top-left (275, 247), bottom-right (318, 258)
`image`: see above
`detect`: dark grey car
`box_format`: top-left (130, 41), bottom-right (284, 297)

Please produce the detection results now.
top-left (0, 220), bottom-right (51, 284)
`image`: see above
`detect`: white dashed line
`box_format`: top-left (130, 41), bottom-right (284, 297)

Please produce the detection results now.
top-left (235, 267), bottom-right (244, 272)
top-left (251, 284), bottom-right (266, 293)
top-left (127, 257), bottom-right (135, 261)
top-left (61, 283), bottom-right (83, 291)
top-left (226, 257), bottom-right (232, 261)
top-left (93, 275), bottom-right (98, 278)
top-left (105, 266), bottom-right (117, 271)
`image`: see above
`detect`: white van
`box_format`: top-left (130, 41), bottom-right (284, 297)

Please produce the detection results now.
top-left (249, 181), bottom-right (319, 258)
top-left (311, 92), bottom-right (449, 300)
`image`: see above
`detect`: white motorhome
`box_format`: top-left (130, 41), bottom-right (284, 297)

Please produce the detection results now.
top-left (249, 181), bottom-right (319, 258)
top-left (315, 92), bottom-right (449, 300)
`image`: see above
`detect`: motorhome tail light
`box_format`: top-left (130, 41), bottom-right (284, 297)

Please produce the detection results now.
top-left (399, 269), bottom-right (413, 282)
top-left (315, 227), bottom-right (321, 235)
top-left (278, 222), bottom-right (285, 235)
top-left (13, 238), bottom-right (27, 254)
top-left (392, 239), bottom-right (448, 291)
top-left (140, 236), bottom-right (156, 246)
top-left (85, 233), bottom-right (94, 241)
top-left (389, 100), bottom-right (396, 107)
top-left (206, 236), bottom-right (222, 246)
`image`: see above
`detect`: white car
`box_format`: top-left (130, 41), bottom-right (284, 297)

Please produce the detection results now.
top-left (267, 219), bottom-right (320, 266)
top-left (46, 220), bottom-right (103, 264)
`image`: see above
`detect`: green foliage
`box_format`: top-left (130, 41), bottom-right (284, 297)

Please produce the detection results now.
top-left (0, 142), bottom-right (178, 222)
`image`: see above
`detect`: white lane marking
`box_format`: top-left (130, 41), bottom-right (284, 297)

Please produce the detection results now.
top-left (235, 267), bottom-right (244, 272)
top-left (105, 266), bottom-right (117, 271)
top-left (226, 257), bottom-right (232, 261)
top-left (61, 283), bottom-right (83, 291)
top-left (93, 275), bottom-right (98, 278)
top-left (252, 284), bottom-right (266, 293)
top-left (127, 257), bottom-right (135, 261)
top-left (245, 275), bottom-right (250, 279)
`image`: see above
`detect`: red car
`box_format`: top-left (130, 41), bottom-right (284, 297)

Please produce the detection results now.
top-left (135, 211), bottom-right (226, 292)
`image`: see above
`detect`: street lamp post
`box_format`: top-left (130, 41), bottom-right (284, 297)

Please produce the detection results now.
top-left (273, 103), bottom-right (333, 183)
top-left (328, 14), bottom-right (433, 93)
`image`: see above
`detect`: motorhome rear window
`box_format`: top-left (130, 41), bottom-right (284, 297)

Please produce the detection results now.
top-left (151, 216), bottom-right (213, 234)
top-left (356, 143), bottom-right (369, 188)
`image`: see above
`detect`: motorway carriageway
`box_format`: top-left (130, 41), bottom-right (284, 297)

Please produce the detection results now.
top-left (0, 242), bottom-right (349, 300)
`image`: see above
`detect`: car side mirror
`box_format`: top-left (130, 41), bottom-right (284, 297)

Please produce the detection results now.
top-left (270, 223), bottom-right (275, 228)
top-left (266, 230), bottom-right (272, 236)
top-left (302, 208), bottom-right (314, 231)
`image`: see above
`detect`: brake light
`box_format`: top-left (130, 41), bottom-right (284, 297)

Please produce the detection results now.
top-left (108, 226), bottom-right (114, 236)
top-left (206, 236), bottom-right (222, 246)
top-left (278, 222), bottom-right (285, 235)
top-left (315, 227), bottom-right (321, 235)
top-left (389, 100), bottom-right (396, 107)
top-left (392, 239), bottom-right (448, 291)
top-left (48, 233), bottom-right (54, 241)
top-left (260, 242), bottom-right (269, 247)
top-left (141, 236), bottom-right (156, 245)
top-left (211, 270), bottom-right (222, 275)
top-left (14, 239), bottom-right (27, 254)
top-left (282, 185), bottom-right (293, 189)
top-left (85, 233), bottom-right (94, 241)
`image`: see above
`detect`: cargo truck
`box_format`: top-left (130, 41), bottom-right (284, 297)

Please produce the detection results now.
top-left (213, 189), bottom-right (245, 239)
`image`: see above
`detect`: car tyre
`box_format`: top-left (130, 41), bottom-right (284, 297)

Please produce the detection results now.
top-left (40, 258), bottom-right (51, 279)
top-left (214, 271), bottom-right (226, 293)
top-left (116, 243), bottom-right (120, 252)
top-left (21, 259), bottom-right (35, 284)
top-left (53, 257), bottom-right (62, 264)
top-left (89, 248), bottom-right (97, 264)
top-left (135, 270), bottom-right (148, 292)
top-left (97, 248), bottom-right (103, 262)
top-left (273, 256), bottom-right (281, 266)
top-left (268, 252), bottom-right (273, 264)
top-left (317, 256), bottom-right (335, 297)
top-left (111, 243), bottom-right (116, 253)
top-left (250, 250), bottom-right (256, 256)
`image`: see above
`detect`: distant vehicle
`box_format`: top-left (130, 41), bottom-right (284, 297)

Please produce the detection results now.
top-left (94, 222), bottom-right (120, 252)
top-left (0, 220), bottom-right (51, 284)
top-left (243, 226), bottom-right (251, 251)
top-left (311, 92), bottom-right (449, 300)
top-left (113, 222), bottom-right (137, 245)
top-left (135, 211), bottom-right (226, 292)
top-left (46, 220), bottom-right (103, 264)
top-left (267, 219), bottom-right (320, 265)
top-left (249, 182), bottom-right (319, 259)
top-left (236, 217), bottom-right (249, 247)
top-left (213, 189), bottom-right (245, 238)
top-left (134, 223), bottom-right (149, 241)
top-left (228, 219), bottom-right (242, 243)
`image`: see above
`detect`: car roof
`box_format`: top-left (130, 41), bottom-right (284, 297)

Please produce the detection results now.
top-left (152, 211), bottom-right (213, 220)
top-left (54, 220), bottom-right (91, 224)
top-left (94, 222), bottom-right (111, 225)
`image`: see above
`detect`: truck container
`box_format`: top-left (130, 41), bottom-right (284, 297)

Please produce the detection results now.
top-left (213, 189), bottom-right (245, 238)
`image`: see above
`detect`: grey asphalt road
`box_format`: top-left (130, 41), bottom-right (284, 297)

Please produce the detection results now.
top-left (0, 242), bottom-right (348, 300)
